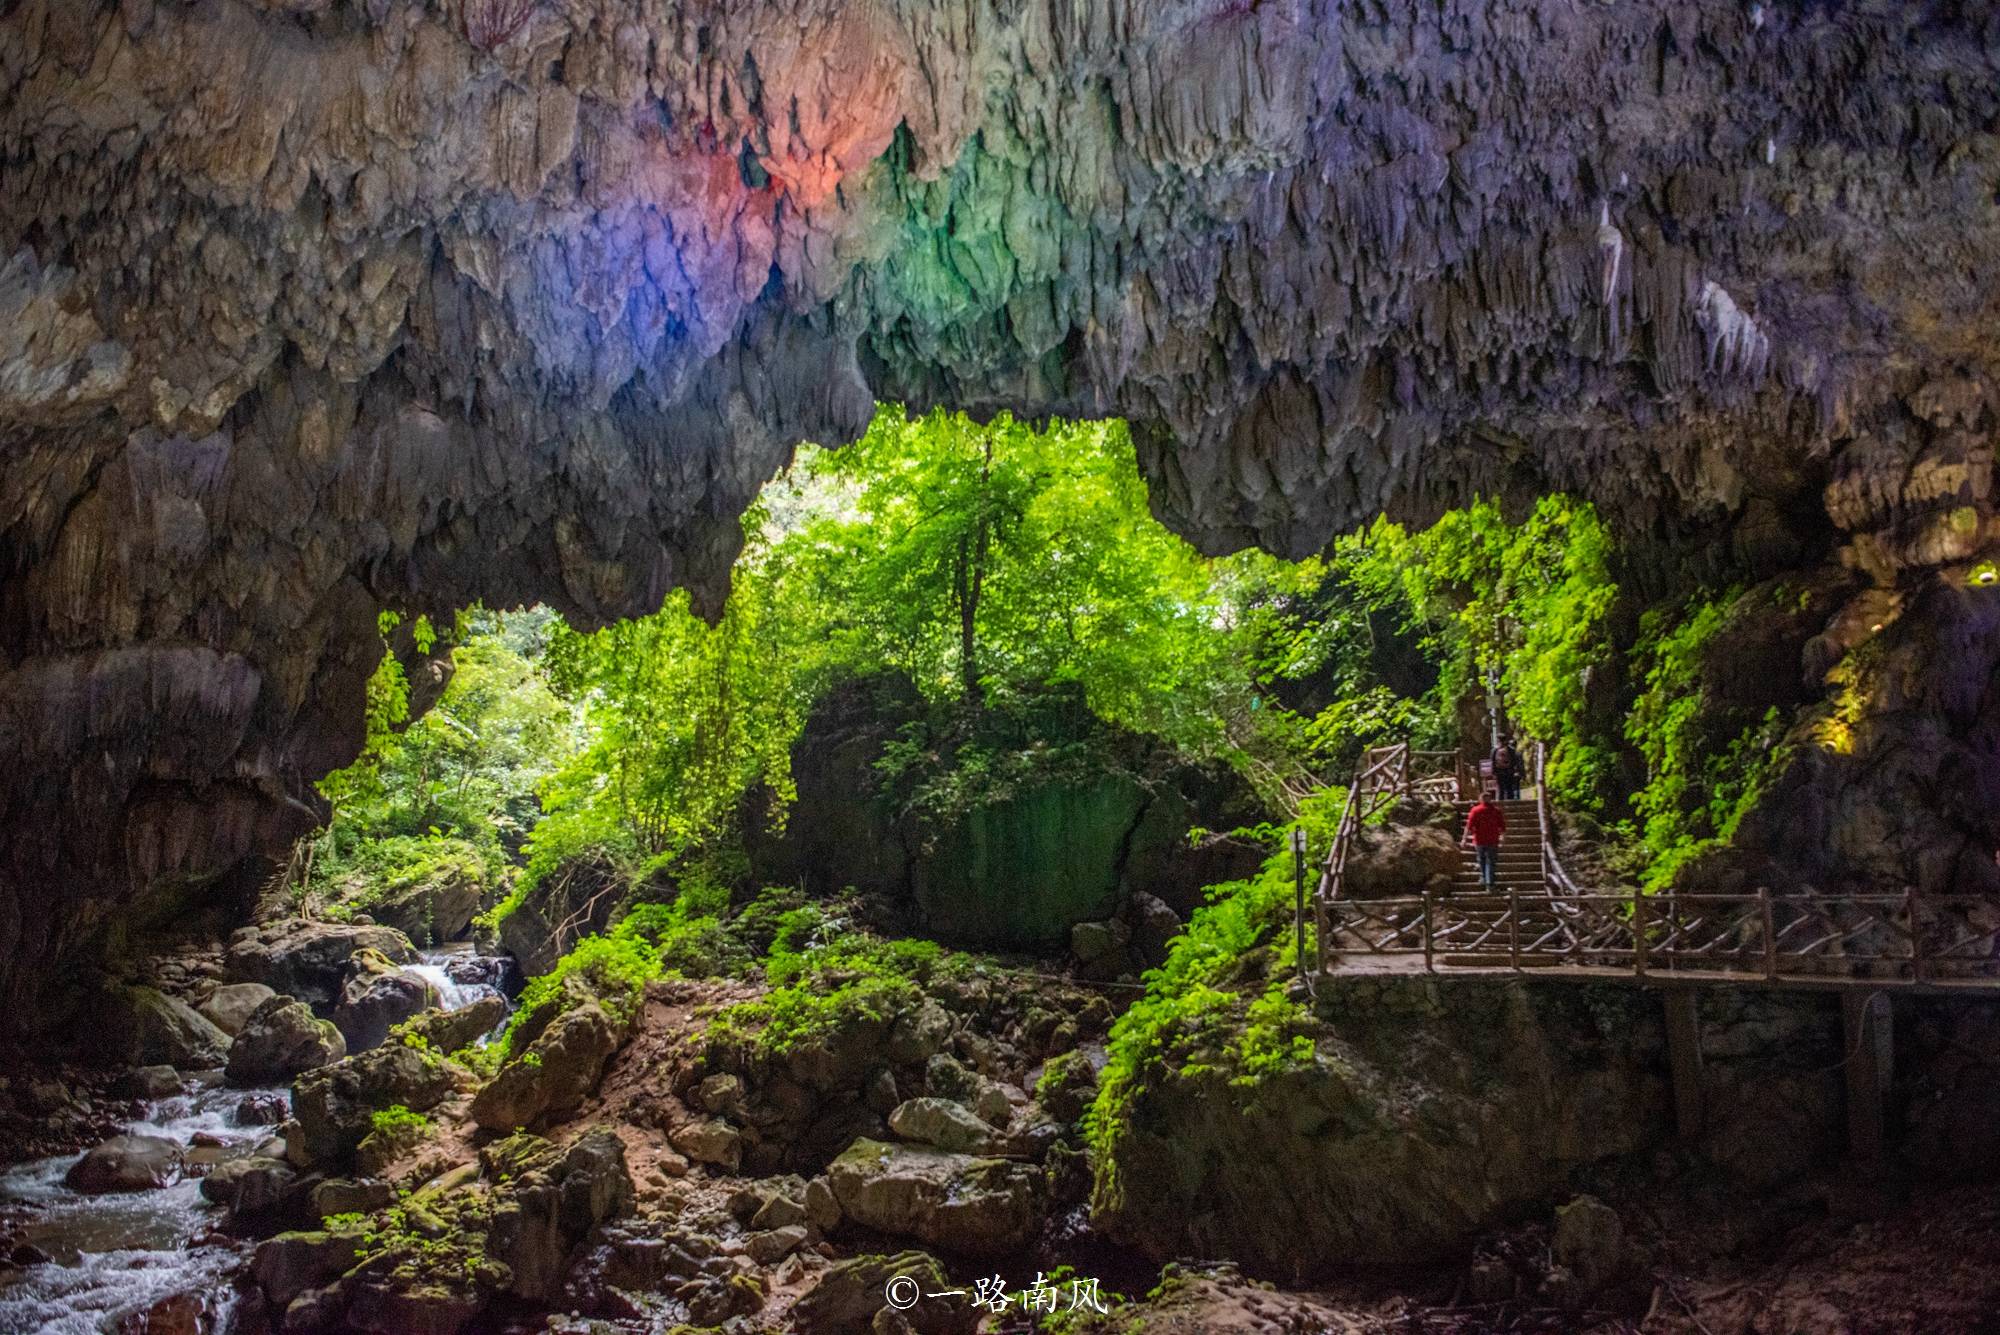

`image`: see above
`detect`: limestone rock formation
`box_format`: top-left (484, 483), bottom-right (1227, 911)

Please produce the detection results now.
top-left (197, 981), bottom-right (278, 1037)
top-left (827, 1137), bottom-right (1042, 1257)
top-left (886, 1096), bottom-right (1003, 1155)
top-left (394, 992), bottom-right (507, 1055)
top-left (226, 994), bottom-right (348, 1085)
top-left (331, 959), bottom-right (441, 1052)
top-left (199, 1155), bottom-right (300, 1217)
top-left (364, 867), bottom-right (484, 946)
top-left (1341, 824), bottom-right (1464, 898)
top-left (290, 1042), bottom-right (459, 1164)
top-left (91, 984), bottom-right (230, 1069)
top-left (224, 921), bottom-right (418, 1008)
top-left (2, 1), bottom-right (1999, 1012)
top-left (792, 1251), bottom-right (980, 1335)
top-left (469, 998), bottom-right (622, 1131)
top-left (1088, 972), bottom-right (1881, 1275)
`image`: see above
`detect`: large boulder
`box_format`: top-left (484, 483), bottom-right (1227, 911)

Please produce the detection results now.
top-left (913, 778), bottom-right (1141, 948)
top-left (495, 871), bottom-right (618, 978)
top-left (197, 982), bottom-right (277, 1036)
top-left (469, 1001), bottom-right (620, 1132)
top-left (227, 996), bottom-right (347, 1086)
top-left (753, 677), bottom-right (1266, 949)
top-left (1341, 823), bottom-right (1463, 897)
top-left (112, 1065), bottom-right (184, 1100)
top-left (226, 920), bottom-right (417, 1007)
top-left (826, 1138), bottom-right (1042, 1258)
top-left (478, 1128), bottom-right (636, 1302)
top-left (792, 1251), bottom-right (981, 1335)
top-left (333, 965), bottom-right (440, 1053)
top-left (290, 1044), bottom-right (459, 1165)
top-left (92, 984), bottom-right (229, 1069)
top-left (1087, 974), bottom-right (1849, 1276)
top-left (200, 1156), bottom-right (299, 1215)
top-left (394, 994), bottom-right (507, 1055)
top-left (63, 1134), bottom-right (184, 1193)
top-left (252, 1229), bottom-right (366, 1309)
top-left (668, 1117), bottom-right (744, 1170)
top-left (364, 869), bottom-right (485, 947)
top-left (887, 1098), bottom-right (1003, 1155)
top-left (1549, 1194), bottom-right (1645, 1307)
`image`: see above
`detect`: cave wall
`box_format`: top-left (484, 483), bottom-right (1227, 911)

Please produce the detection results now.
top-left (2, 0), bottom-right (1999, 1014)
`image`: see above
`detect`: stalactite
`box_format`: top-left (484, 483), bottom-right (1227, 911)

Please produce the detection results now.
top-left (0, 0), bottom-right (1995, 1010)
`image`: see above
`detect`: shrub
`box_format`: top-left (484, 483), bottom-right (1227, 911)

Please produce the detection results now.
top-left (369, 1105), bottom-right (432, 1137)
top-left (1085, 790), bottom-right (1344, 1203)
top-left (710, 932), bottom-right (957, 1057)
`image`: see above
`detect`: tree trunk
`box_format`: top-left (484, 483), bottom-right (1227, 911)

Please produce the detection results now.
top-left (957, 437), bottom-right (994, 704)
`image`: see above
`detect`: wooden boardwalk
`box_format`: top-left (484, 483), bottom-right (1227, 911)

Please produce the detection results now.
top-left (1310, 741), bottom-right (2000, 994)
top-left (1302, 741), bottom-right (2000, 1155)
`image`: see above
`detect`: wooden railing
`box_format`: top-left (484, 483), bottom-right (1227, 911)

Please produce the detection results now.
top-left (1322, 887), bottom-right (2000, 983)
top-left (1309, 743), bottom-right (1467, 976)
top-left (1313, 735), bottom-right (2000, 989)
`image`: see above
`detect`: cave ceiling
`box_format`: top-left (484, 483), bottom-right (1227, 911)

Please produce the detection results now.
top-left (2, 0), bottom-right (1998, 1008)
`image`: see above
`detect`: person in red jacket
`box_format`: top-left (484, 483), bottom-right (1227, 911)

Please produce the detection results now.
top-left (1465, 793), bottom-right (1507, 887)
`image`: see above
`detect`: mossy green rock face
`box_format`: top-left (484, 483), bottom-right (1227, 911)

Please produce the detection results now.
top-left (1090, 975), bottom-right (1869, 1276)
top-left (912, 778), bottom-right (1141, 948)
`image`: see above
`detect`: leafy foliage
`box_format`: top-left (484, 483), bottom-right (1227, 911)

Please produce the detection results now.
top-left (1086, 788), bottom-right (1347, 1206)
top-left (1338, 496), bottom-right (1619, 807)
top-left (1626, 588), bottom-right (1796, 888)
top-left (306, 608), bottom-right (577, 912)
top-left (525, 541), bottom-right (814, 888)
top-left (710, 931), bottom-right (961, 1058)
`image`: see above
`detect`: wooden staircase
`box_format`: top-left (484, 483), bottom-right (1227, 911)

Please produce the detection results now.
top-left (1450, 796), bottom-right (1544, 891)
top-left (1439, 795), bottom-right (1560, 967)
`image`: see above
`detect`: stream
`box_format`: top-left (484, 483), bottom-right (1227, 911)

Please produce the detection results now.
top-left (0, 944), bottom-right (513, 1334)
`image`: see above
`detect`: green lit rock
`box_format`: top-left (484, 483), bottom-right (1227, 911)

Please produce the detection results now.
top-left (913, 778), bottom-right (1142, 948)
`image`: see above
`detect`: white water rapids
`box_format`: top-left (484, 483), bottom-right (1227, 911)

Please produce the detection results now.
top-left (0, 943), bottom-right (513, 1332)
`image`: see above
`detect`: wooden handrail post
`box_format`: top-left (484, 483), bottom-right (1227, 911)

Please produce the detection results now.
top-left (1509, 887), bottom-right (1521, 971)
top-left (1908, 886), bottom-right (1927, 983)
top-left (1633, 892), bottom-right (1649, 977)
top-left (1759, 886), bottom-right (1778, 981)
top-left (1422, 890), bottom-right (1435, 973)
top-left (1314, 895), bottom-right (1329, 976)
top-left (1291, 828), bottom-right (1308, 993)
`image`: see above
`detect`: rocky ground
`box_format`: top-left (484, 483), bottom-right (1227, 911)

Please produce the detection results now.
top-left (4, 887), bottom-right (2000, 1335)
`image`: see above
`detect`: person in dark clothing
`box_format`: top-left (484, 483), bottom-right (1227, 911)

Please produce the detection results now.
top-left (1465, 795), bottom-right (1507, 887)
top-left (1491, 738), bottom-right (1522, 801)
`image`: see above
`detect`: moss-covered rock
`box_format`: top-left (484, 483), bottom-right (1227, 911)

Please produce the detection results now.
top-left (290, 1043), bottom-right (459, 1166)
top-left (913, 778), bottom-right (1142, 947)
top-left (469, 999), bottom-right (622, 1132)
top-left (227, 996), bottom-right (346, 1086)
top-left (1089, 973), bottom-right (1862, 1276)
top-left (753, 676), bottom-right (1265, 950)
top-left (827, 1137), bottom-right (1042, 1258)
top-left (792, 1251), bottom-right (979, 1335)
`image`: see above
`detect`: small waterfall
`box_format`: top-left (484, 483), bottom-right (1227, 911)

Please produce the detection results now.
top-left (408, 944), bottom-right (511, 1011)
top-left (404, 960), bottom-right (485, 1011)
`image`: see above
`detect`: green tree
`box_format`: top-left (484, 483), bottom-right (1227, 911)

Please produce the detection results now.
top-left (525, 499), bottom-right (817, 884)
top-left (1338, 496), bottom-right (1618, 806)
